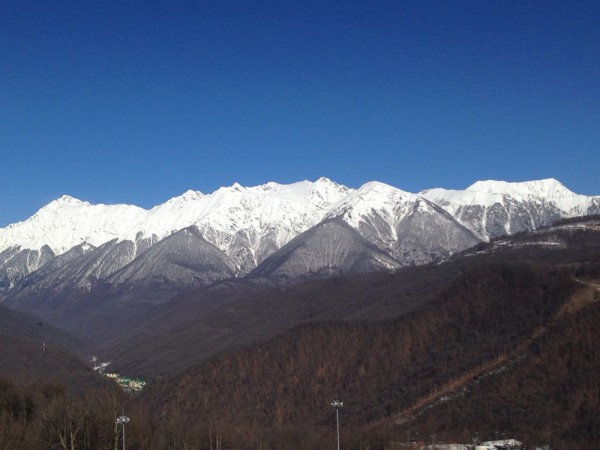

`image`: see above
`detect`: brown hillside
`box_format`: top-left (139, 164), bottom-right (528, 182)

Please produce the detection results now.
top-left (385, 279), bottom-right (600, 450)
top-left (141, 263), bottom-right (586, 448)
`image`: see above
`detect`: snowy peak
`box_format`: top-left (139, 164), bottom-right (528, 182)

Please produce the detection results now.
top-left (184, 178), bottom-right (351, 272)
top-left (419, 187), bottom-right (500, 209)
top-left (245, 178), bottom-right (350, 202)
top-left (214, 183), bottom-right (244, 195)
top-left (28, 195), bottom-right (91, 220)
top-left (422, 178), bottom-right (600, 241)
top-left (0, 197), bottom-right (148, 255)
top-left (0, 179), bottom-right (352, 263)
top-left (1, 177), bottom-right (598, 302)
top-left (324, 181), bottom-right (423, 256)
top-left (49, 194), bottom-right (88, 207)
top-left (328, 181), bottom-right (416, 225)
top-left (423, 178), bottom-right (590, 210)
top-left (466, 178), bottom-right (575, 199)
top-left (1, 178), bottom-right (597, 264)
top-left (176, 190), bottom-right (205, 202)
top-left (356, 180), bottom-right (412, 196)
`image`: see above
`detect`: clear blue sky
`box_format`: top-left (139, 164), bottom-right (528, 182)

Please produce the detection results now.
top-left (2, 0), bottom-right (599, 226)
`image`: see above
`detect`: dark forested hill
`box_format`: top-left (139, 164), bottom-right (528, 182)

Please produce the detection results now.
top-left (0, 332), bottom-right (105, 392)
top-left (139, 262), bottom-right (600, 449)
top-left (0, 302), bottom-right (86, 354)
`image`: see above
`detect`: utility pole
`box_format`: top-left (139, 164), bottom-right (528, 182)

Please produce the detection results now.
top-left (331, 400), bottom-right (343, 450)
top-left (117, 415), bottom-right (130, 450)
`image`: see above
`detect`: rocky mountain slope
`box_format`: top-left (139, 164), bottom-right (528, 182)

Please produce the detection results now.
top-left (104, 216), bottom-right (600, 378)
top-left (1, 178), bottom-right (598, 332)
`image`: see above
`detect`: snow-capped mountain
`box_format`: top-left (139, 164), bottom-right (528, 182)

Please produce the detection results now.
top-left (0, 195), bottom-right (148, 254)
top-left (0, 178), bottom-right (349, 273)
top-left (324, 181), bottom-right (480, 264)
top-left (421, 178), bottom-right (600, 240)
top-left (248, 218), bottom-right (402, 282)
top-left (169, 178), bottom-right (350, 273)
top-left (0, 177), bottom-right (598, 308)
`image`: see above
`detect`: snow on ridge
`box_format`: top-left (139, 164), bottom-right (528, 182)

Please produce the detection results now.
top-left (174, 190), bottom-right (205, 202)
top-left (466, 178), bottom-right (575, 199)
top-left (0, 196), bottom-right (148, 255)
top-left (420, 187), bottom-right (503, 210)
top-left (147, 177), bottom-right (350, 226)
top-left (327, 181), bottom-right (416, 229)
top-left (0, 179), bottom-right (352, 256)
top-left (423, 178), bottom-right (597, 214)
top-left (182, 178), bottom-right (352, 255)
top-left (1, 178), bottom-right (597, 257)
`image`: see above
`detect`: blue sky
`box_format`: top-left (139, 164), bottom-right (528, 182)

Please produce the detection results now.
top-left (1, 1), bottom-right (599, 226)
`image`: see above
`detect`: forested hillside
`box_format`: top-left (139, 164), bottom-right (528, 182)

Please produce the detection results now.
top-left (138, 262), bottom-right (599, 449)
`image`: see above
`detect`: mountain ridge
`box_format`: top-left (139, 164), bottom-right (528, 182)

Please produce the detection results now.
top-left (1, 178), bottom-right (599, 328)
top-left (2, 177), bottom-right (597, 256)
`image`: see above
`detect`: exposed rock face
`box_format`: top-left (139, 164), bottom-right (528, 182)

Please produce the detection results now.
top-left (107, 226), bottom-right (236, 288)
top-left (421, 178), bottom-right (600, 240)
top-left (392, 198), bottom-right (481, 265)
top-left (248, 218), bottom-right (401, 282)
top-left (0, 178), bottom-right (598, 319)
top-left (0, 245), bottom-right (55, 291)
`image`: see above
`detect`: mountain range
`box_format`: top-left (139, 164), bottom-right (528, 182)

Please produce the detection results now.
top-left (1, 183), bottom-right (599, 449)
top-left (0, 177), bottom-right (599, 339)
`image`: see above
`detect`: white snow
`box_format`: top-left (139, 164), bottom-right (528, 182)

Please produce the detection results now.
top-left (421, 178), bottom-right (599, 240)
top-left (0, 178), bottom-right (351, 257)
top-left (327, 181), bottom-right (416, 229)
top-left (467, 178), bottom-right (573, 198)
top-left (421, 187), bottom-right (503, 210)
top-left (465, 178), bottom-right (594, 213)
top-left (0, 196), bottom-right (148, 255)
top-left (1, 178), bottom-right (597, 258)
top-left (424, 178), bottom-right (585, 209)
